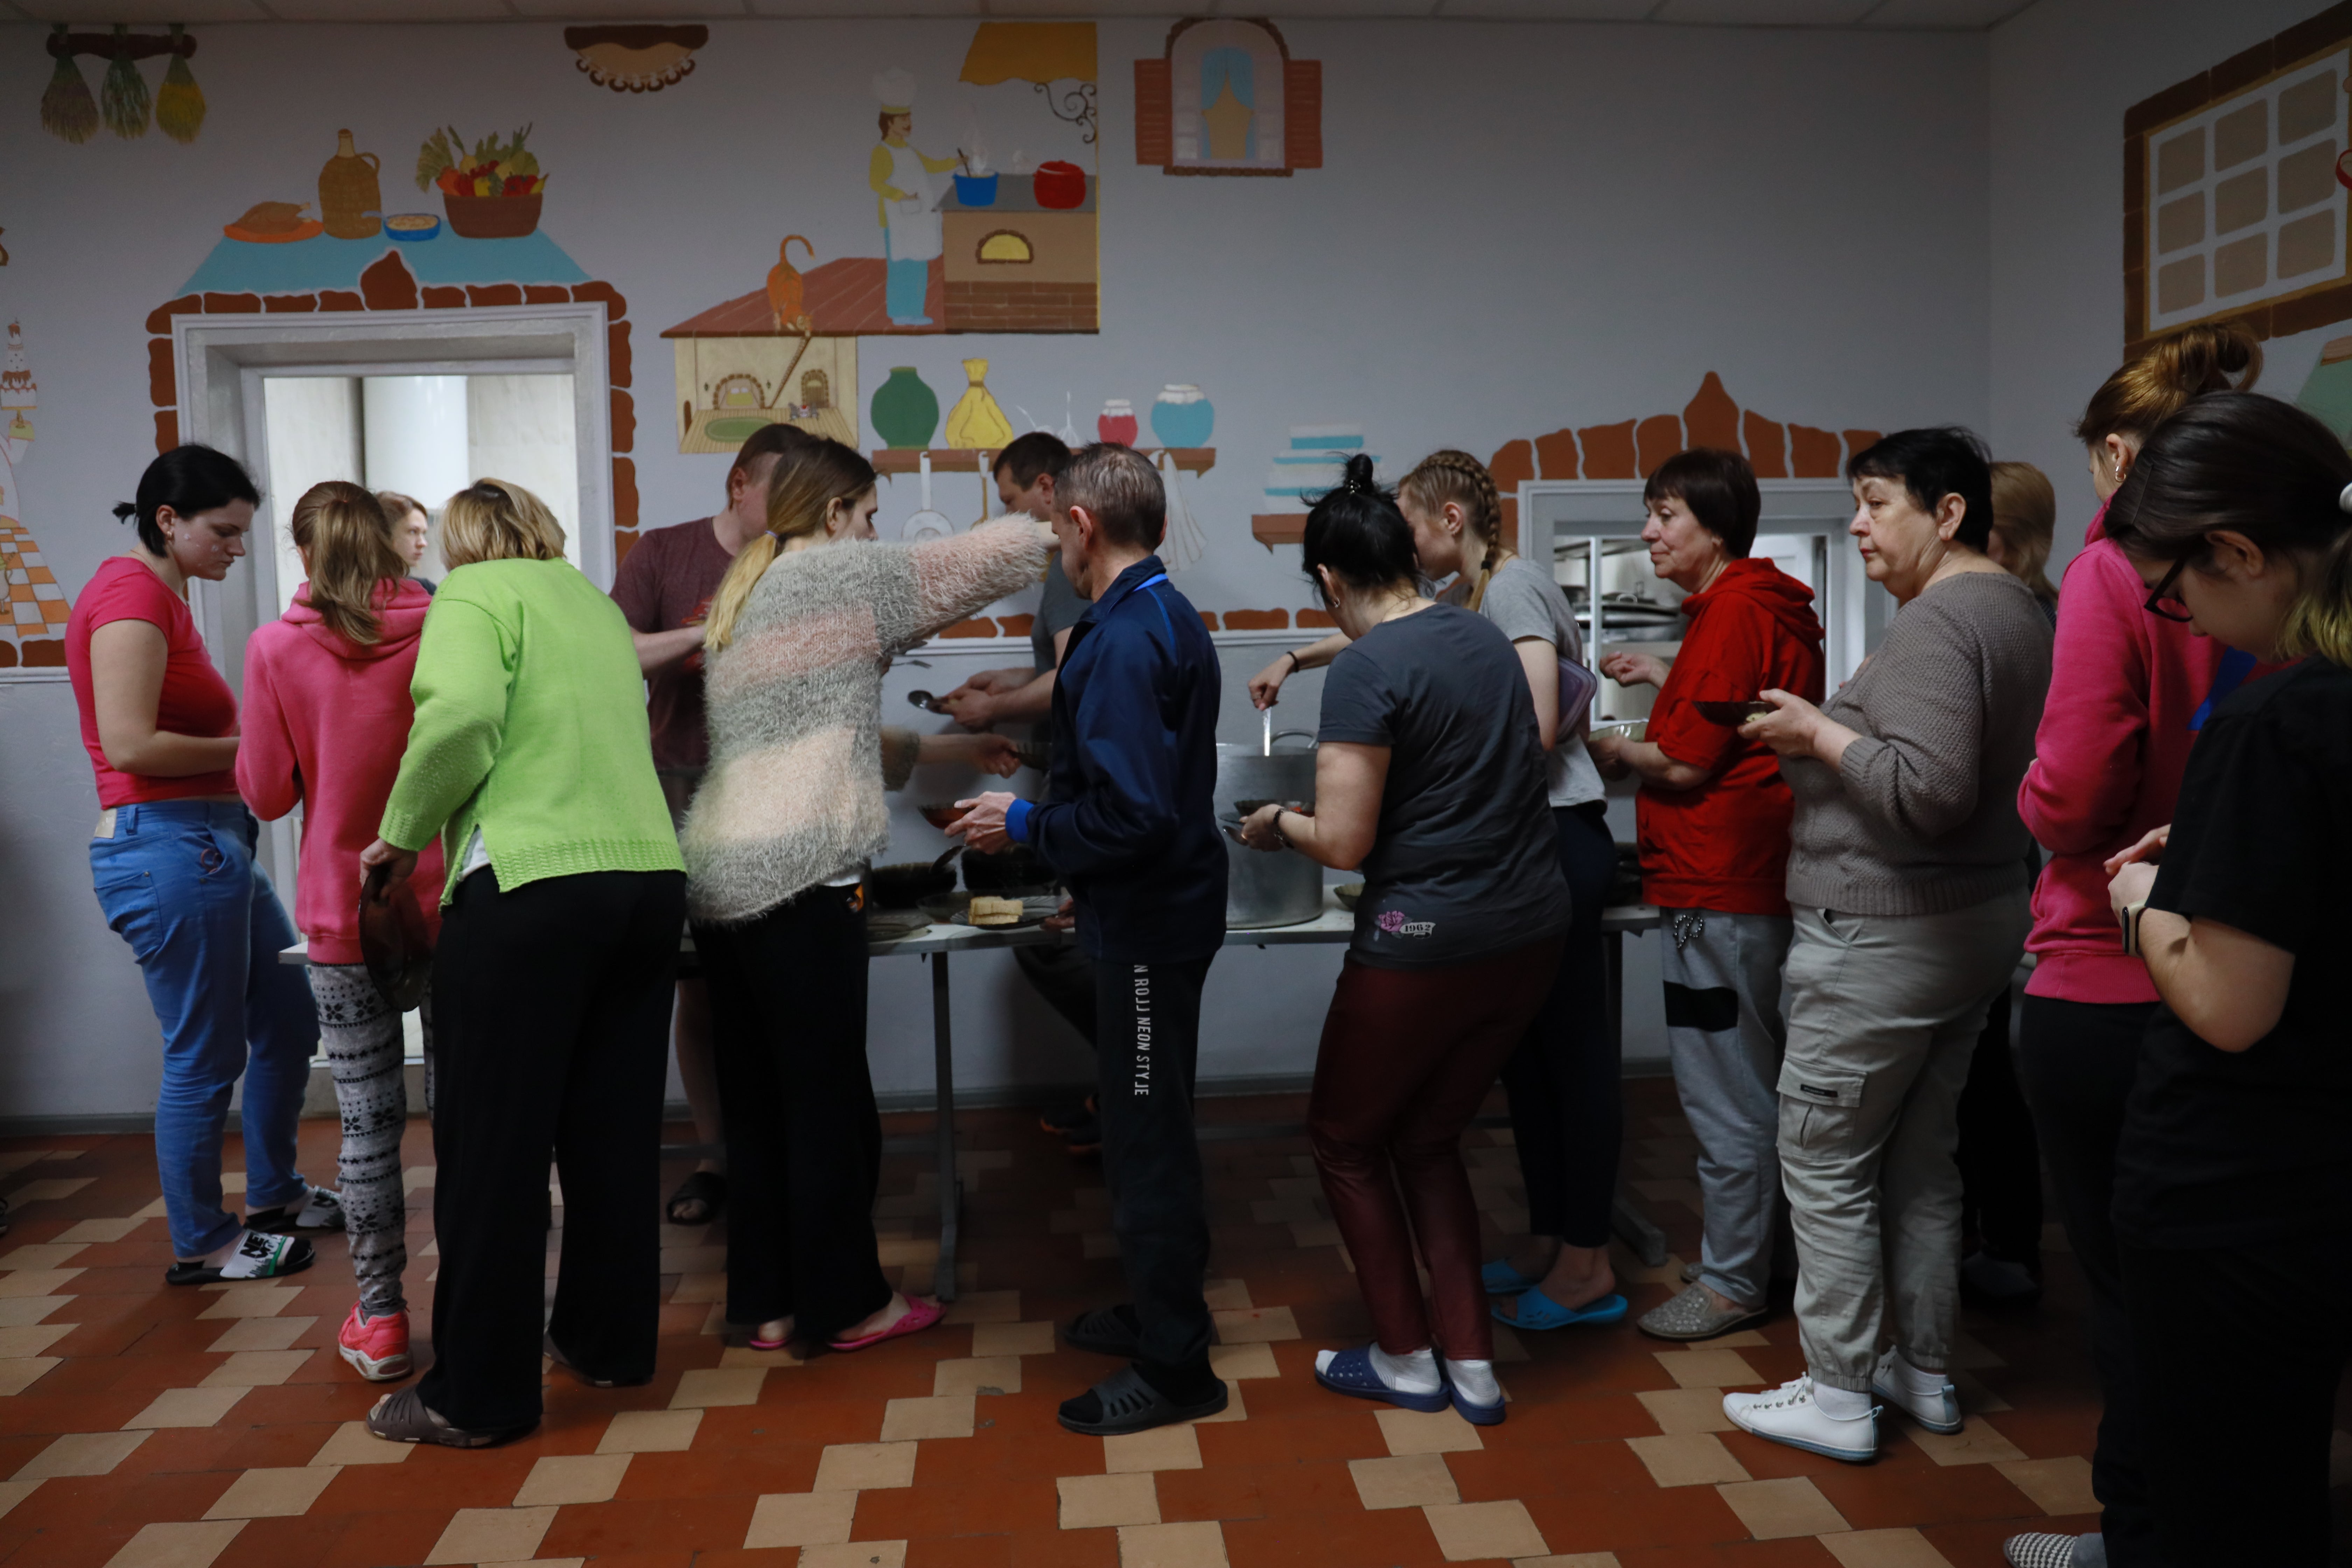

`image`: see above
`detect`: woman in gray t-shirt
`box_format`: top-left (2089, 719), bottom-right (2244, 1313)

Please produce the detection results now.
top-left (1248, 450), bottom-right (1625, 1337)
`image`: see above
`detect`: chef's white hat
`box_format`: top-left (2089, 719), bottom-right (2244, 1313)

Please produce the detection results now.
top-left (873, 68), bottom-right (917, 113)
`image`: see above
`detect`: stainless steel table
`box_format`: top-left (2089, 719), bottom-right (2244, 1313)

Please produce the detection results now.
top-left (287, 897), bottom-right (1666, 1301)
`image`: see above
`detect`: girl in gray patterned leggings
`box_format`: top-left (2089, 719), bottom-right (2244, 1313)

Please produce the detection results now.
top-left (306, 966), bottom-right (424, 1323)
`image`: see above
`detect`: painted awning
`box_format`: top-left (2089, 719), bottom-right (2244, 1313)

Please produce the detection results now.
top-left (960, 22), bottom-right (1095, 87)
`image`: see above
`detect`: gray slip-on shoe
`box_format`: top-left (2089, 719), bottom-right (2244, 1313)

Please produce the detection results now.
top-left (1637, 1281), bottom-right (1768, 1341)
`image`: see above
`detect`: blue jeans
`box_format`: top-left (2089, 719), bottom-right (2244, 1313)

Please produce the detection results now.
top-left (90, 801), bottom-right (318, 1258)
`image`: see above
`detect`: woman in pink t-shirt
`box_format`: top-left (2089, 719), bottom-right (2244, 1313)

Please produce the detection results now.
top-left (66, 446), bottom-right (337, 1288)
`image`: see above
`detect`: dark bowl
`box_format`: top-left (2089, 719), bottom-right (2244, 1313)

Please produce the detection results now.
top-left (918, 802), bottom-right (965, 831)
top-left (868, 861), bottom-right (957, 909)
top-left (1691, 699), bottom-right (1776, 726)
top-left (962, 846), bottom-right (1057, 895)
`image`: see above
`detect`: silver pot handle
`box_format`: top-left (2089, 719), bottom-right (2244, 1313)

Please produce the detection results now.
top-left (1270, 729), bottom-right (1318, 749)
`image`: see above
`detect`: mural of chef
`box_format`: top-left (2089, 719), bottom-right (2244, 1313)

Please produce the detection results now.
top-left (868, 68), bottom-right (959, 328)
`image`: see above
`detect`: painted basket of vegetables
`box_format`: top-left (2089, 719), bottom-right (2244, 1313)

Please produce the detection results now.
top-left (416, 125), bottom-right (548, 240)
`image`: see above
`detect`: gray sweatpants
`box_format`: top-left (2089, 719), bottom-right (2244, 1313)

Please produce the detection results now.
top-left (1658, 908), bottom-right (1793, 1312)
top-left (305, 962), bottom-right (423, 1316)
top-left (1776, 889), bottom-right (2029, 1392)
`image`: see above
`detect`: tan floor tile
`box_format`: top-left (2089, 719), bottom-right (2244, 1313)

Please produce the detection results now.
top-left (1625, 1434), bottom-right (1751, 1488)
top-left (0, 1269), bottom-right (84, 1298)
top-left (0, 1358), bottom-right (58, 1395)
top-left (1200, 1279), bottom-right (1252, 1311)
top-left (200, 1350), bottom-right (313, 1387)
top-left (15, 1430), bottom-right (151, 1480)
top-left (1376, 1408), bottom-right (1484, 1456)
top-left (669, 1272), bottom-right (727, 1304)
top-left (123, 1387), bottom-right (247, 1429)
top-left (195, 1285), bottom-right (304, 1320)
top-left (1348, 1453), bottom-right (1458, 1510)
top-left (1489, 1323), bottom-right (1530, 1364)
top-left (880, 1394), bottom-right (974, 1441)
top-left (670, 1367), bottom-right (766, 1408)
top-left (814, 1442), bottom-right (918, 1491)
top-left (598, 1408), bottom-right (703, 1454)
top-left (309, 1421), bottom-right (412, 1466)
top-left (0, 1244), bottom-right (87, 1271)
top-left (1104, 1423), bottom-right (1203, 1473)
top-left (1903, 1420), bottom-right (2029, 1467)
top-left (0, 1295), bottom-right (73, 1327)
top-left (933, 1356), bottom-right (1021, 1396)
top-left (424, 1505), bottom-right (557, 1565)
top-left (206, 1317), bottom-right (315, 1354)
top-left (51, 1219), bottom-right (140, 1244)
top-left (1116, 1519), bottom-right (1227, 1568)
top-left (972, 1320), bottom-right (1057, 1357)
top-left (699, 1302), bottom-right (731, 1336)
top-left (203, 1465), bottom-right (339, 1519)
top-left (1651, 1349), bottom-right (1763, 1389)
top-left (1207, 1343), bottom-right (1278, 1381)
top-left (514, 1453), bottom-right (631, 1506)
top-left (718, 1343), bottom-right (808, 1369)
top-left (941, 1290), bottom-right (1020, 1325)
top-left (1636, 1388), bottom-right (1735, 1435)
top-left (131, 1197), bottom-right (169, 1219)
top-left (402, 1165), bottom-right (437, 1191)
top-left (1423, 1500), bottom-right (1547, 1562)
top-left (1511, 1557), bottom-right (1620, 1568)
top-left (1679, 1330), bottom-right (1771, 1349)
top-left (1190, 1381), bottom-right (1247, 1424)
top-left (1210, 1306), bottom-right (1297, 1343)
top-left (1717, 1476), bottom-right (1849, 1538)
top-left (8, 1178), bottom-right (93, 1203)
top-left (802, 1543), bottom-right (907, 1568)
top-left (1059, 1471), bottom-right (1160, 1528)
top-left (1819, 1527), bottom-right (1957, 1567)
top-left (1951, 1370), bottom-right (2012, 1413)
top-left (1995, 1455), bottom-right (2099, 1515)
top-left (102, 1518), bottom-right (245, 1568)
top-left (743, 1490), bottom-right (858, 1548)
top-left (0, 1481), bottom-right (38, 1519)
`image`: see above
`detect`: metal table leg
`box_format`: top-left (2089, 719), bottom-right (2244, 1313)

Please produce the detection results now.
top-left (1602, 927), bottom-right (1669, 1268)
top-left (931, 951), bottom-right (961, 1303)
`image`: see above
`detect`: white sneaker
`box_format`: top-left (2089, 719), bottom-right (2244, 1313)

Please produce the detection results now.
top-left (1722, 1376), bottom-right (1878, 1462)
top-left (1870, 1347), bottom-right (1962, 1434)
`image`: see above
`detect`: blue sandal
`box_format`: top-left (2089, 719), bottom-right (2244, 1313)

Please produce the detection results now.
top-left (1313, 1345), bottom-right (1450, 1413)
top-left (1480, 1259), bottom-right (1542, 1295)
top-left (1492, 1288), bottom-right (1628, 1331)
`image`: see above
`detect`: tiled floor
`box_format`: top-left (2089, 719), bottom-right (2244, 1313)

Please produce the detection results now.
top-left (0, 1082), bottom-right (2128, 1568)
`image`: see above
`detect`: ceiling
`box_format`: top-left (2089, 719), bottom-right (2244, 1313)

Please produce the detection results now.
top-left (4, 0), bottom-right (2038, 30)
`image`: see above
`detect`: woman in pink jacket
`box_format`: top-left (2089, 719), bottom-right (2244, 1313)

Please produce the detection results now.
top-left (239, 482), bottom-right (447, 1385)
top-left (2002, 323), bottom-right (2260, 1568)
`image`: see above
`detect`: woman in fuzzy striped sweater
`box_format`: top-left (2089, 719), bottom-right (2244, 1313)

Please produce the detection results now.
top-left (685, 438), bottom-right (1050, 1353)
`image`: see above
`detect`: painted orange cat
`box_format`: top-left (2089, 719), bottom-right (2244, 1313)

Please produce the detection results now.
top-left (768, 236), bottom-right (814, 332)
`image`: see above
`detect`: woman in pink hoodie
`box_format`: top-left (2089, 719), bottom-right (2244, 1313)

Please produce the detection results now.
top-left (238, 482), bottom-right (447, 1386)
top-left (2002, 323), bottom-right (2259, 1568)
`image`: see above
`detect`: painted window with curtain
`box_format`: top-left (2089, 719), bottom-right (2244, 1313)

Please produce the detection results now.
top-left (1168, 20), bottom-right (1286, 173)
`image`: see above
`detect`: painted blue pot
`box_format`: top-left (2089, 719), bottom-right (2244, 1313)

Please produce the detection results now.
top-left (954, 173), bottom-right (999, 207)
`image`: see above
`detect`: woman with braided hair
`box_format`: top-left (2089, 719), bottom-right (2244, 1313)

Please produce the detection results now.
top-left (1251, 449), bottom-right (1622, 1332)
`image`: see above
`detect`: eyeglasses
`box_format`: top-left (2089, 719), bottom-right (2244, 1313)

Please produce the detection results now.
top-left (2143, 556), bottom-right (2195, 623)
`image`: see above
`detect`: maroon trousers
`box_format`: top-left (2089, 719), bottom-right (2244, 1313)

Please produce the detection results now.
top-left (1308, 938), bottom-right (1564, 1362)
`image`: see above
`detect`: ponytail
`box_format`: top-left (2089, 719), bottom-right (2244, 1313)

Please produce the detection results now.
top-left (1399, 449), bottom-right (1507, 611)
top-left (702, 436), bottom-right (878, 654)
top-left (2077, 321), bottom-right (2261, 444)
top-left (288, 481), bottom-right (405, 646)
top-left (701, 532), bottom-right (782, 654)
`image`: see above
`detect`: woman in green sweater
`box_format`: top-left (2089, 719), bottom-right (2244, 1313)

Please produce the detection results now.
top-left (360, 481), bottom-right (686, 1448)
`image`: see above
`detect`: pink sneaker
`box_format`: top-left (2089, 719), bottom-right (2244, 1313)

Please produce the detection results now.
top-left (338, 1303), bottom-right (412, 1382)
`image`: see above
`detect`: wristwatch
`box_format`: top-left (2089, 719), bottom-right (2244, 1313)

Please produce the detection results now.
top-left (2119, 899), bottom-right (2149, 958)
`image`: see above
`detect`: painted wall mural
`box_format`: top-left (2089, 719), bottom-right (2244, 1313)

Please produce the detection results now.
top-left (41, 24), bottom-right (204, 144)
top-left (564, 26), bottom-right (707, 94)
top-left (1135, 20), bottom-right (1322, 178)
top-left (0, 320), bottom-right (65, 673)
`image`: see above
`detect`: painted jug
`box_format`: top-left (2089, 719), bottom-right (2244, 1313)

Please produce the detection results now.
top-left (1098, 399), bottom-right (1139, 446)
top-left (944, 358), bottom-right (1015, 450)
top-left (318, 130), bottom-right (384, 240)
top-left (872, 366), bottom-right (940, 450)
top-left (1151, 385), bottom-right (1214, 449)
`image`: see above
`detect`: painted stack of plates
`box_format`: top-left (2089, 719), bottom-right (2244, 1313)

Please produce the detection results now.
top-left (1265, 425), bottom-right (1378, 508)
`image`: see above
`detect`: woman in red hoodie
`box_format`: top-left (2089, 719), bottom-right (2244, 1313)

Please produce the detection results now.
top-left (2000, 323), bottom-right (2259, 1568)
top-left (239, 482), bottom-right (447, 1385)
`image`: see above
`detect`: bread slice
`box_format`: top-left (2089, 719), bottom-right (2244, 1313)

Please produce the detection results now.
top-left (966, 896), bottom-right (1024, 927)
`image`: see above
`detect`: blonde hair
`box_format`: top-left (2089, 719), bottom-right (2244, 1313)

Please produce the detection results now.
top-left (703, 438), bottom-right (879, 653)
top-left (2076, 322), bottom-right (2261, 444)
top-left (1399, 450), bottom-right (1507, 611)
top-left (438, 479), bottom-right (566, 570)
top-left (290, 481), bottom-right (406, 646)
top-left (1988, 461), bottom-right (2059, 606)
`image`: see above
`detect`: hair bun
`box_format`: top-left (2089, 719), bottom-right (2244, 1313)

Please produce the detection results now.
top-left (112, 502), bottom-right (137, 523)
top-left (1340, 452), bottom-right (1378, 496)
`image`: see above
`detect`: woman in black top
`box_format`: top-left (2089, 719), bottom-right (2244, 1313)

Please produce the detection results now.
top-left (2098, 392), bottom-right (2352, 1567)
top-left (1238, 456), bottom-right (1569, 1427)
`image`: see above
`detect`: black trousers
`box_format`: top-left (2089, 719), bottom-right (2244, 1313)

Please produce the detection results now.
top-left (696, 886), bottom-right (894, 1342)
top-left (1500, 803), bottom-right (1620, 1248)
top-left (1957, 987), bottom-right (2044, 1267)
top-left (2014, 995), bottom-right (2165, 1568)
top-left (1095, 954), bottom-right (1216, 1379)
top-left (2121, 1236), bottom-right (2350, 1566)
top-left (420, 868), bottom-right (683, 1431)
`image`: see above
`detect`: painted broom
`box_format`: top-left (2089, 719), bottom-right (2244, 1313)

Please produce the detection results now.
top-left (100, 25), bottom-right (152, 139)
top-left (156, 25), bottom-right (204, 143)
top-left (39, 27), bottom-right (97, 144)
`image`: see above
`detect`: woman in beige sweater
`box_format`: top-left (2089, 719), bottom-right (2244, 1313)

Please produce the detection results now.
top-left (685, 438), bottom-right (1050, 1354)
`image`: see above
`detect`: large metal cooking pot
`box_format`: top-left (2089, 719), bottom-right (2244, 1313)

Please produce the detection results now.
top-left (1217, 736), bottom-right (1323, 929)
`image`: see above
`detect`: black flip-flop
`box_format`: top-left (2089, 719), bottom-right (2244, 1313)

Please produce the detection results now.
top-left (163, 1232), bottom-right (314, 1287)
top-left (1057, 1365), bottom-right (1227, 1435)
top-left (365, 1386), bottom-right (534, 1449)
top-left (1063, 1304), bottom-right (1143, 1358)
top-left (666, 1170), bottom-right (725, 1226)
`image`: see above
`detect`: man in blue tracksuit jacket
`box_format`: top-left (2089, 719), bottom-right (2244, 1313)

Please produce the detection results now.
top-left (955, 444), bottom-right (1227, 1435)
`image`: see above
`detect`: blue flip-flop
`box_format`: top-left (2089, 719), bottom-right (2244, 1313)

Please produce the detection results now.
top-left (1313, 1345), bottom-right (1450, 1413)
top-left (1480, 1259), bottom-right (1542, 1295)
top-left (1492, 1287), bottom-right (1629, 1331)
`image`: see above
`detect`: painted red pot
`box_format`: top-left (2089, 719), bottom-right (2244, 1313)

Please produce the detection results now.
top-left (1033, 161), bottom-right (1086, 210)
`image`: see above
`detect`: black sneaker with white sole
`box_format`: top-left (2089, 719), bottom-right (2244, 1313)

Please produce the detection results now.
top-left (164, 1230), bottom-right (316, 1286)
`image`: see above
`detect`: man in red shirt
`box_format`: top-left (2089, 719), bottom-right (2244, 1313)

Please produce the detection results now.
top-left (611, 421), bottom-right (812, 1225)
